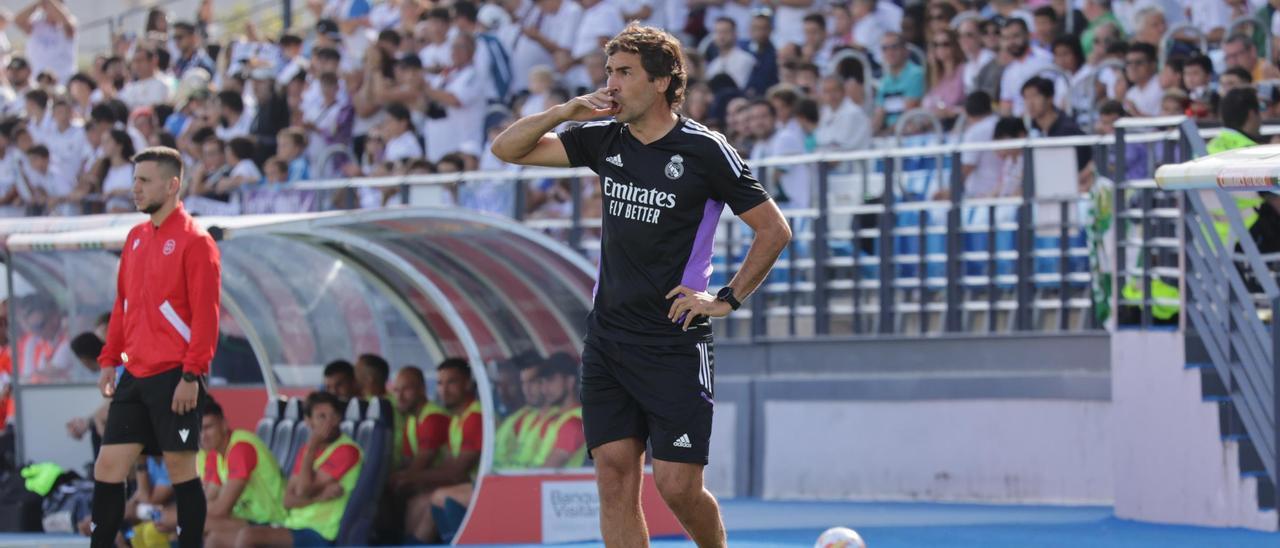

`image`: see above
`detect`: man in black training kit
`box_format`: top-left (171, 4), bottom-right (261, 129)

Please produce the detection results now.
top-left (91, 146), bottom-right (222, 548)
top-left (492, 23), bottom-right (791, 547)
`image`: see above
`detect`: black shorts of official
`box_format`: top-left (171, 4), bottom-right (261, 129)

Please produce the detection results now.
top-left (102, 367), bottom-right (208, 455)
top-left (581, 336), bottom-right (715, 465)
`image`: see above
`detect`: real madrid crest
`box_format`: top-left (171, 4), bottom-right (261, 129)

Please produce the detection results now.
top-left (665, 154), bottom-right (684, 180)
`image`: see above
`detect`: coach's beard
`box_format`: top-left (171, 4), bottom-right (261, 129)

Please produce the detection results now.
top-left (140, 201), bottom-right (163, 214)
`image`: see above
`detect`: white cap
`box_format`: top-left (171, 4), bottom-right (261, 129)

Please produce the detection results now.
top-left (477, 4), bottom-right (511, 31)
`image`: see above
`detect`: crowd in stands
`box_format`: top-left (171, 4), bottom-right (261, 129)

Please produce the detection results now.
top-left (0, 0), bottom-right (1277, 219)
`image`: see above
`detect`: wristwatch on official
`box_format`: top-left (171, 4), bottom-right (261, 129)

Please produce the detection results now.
top-left (181, 372), bottom-right (200, 383)
top-left (716, 287), bottom-right (741, 311)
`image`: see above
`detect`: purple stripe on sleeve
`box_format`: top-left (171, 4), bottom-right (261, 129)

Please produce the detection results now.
top-left (681, 199), bottom-right (725, 291)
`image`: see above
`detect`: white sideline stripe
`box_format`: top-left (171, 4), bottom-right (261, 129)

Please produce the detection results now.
top-left (159, 300), bottom-right (192, 343)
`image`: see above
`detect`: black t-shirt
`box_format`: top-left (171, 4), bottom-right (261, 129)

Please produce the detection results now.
top-left (558, 116), bottom-right (770, 345)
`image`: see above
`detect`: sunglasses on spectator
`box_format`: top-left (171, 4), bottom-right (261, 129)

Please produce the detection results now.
top-left (1125, 58), bottom-right (1149, 66)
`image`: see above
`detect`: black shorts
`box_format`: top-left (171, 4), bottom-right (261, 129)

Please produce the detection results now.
top-left (581, 336), bottom-right (715, 465)
top-left (102, 368), bottom-right (207, 455)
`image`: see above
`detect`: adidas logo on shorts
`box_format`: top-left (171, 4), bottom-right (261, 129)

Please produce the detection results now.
top-left (673, 433), bottom-right (692, 448)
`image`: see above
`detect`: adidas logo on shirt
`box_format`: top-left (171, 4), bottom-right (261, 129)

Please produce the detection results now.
top-left (673, 433), bottom-right (692, 448)
top-left (606, 154), bottom-right (624, 168)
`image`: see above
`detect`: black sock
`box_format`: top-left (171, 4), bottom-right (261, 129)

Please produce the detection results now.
top-left (90, 481), bottom-right (125, 548)
top-left (173, 478), bottom-right (206, 547)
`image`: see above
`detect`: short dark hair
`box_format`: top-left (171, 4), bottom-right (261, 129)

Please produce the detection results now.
top-left (714, 16), bottom-right (736, 29)
top-left (278, 126), bottom-right (307, 148)
top-left (1185, 54), bottom-right (1214, 76)
top-left (378, 29), bottom-right (402, 46)
top-left (536, 352), bottom-right (578, 379)
top-left (173, 21), bottom-right (196, 34)
top-left (1020, 75), bottom-right (1054, 99)
top-left (324, 359), bottom-right (355, 379)
top-left (397, 53), bottom-right (423, 70)
top-left (437, 152), bottom-right (466, 172)
top-left (1226, 33), bottom-right (1255, 51)
top-left (803, 13), bottom-right (825, 27)
top-left (204, 398), bottom-right (225, 419)
top-left (191, 126), bottom-right (217, 146)
top-left (1220, 87), bottom-right (1260, 131)
top-left (279, 33), bottom-right (303, 48)
top-left (426, 7), bottom-right (451, 22)
top-left (133, 146), bottom-right (184, 180)
top-left (606, 23), bottom-right (687, 107)
top-left (993, 116), bottom-right (1027, 139)
top-left (1033, 6), bottom-right (1056, 21)
top-left (964, 91), bottom-right (993, 117)
top-left (314, 47), bottom-right (341, 62)
top-left (305, 391), bottom-right (343, 417)
top-left (26, 144), bottom-right (49, 158)
top-left (227, 137), bottom-right (255, 161)
top-left (1002, 17), bottom-right (1028, 33)
top-left (1098, 99), bottom-right (1127, 117)
top-left (357, 354), bottom-right (390, 385)
top-left (454, 0), bottom-right (479, 23)
top-left (749, 98), bottom-right (775, 117)
top-left (216, 90), bottom-right (244, 113)
top-left (69, 72), bottom-right (97, 91)
top-left (836, 56), bottom-right (864, 84)
top-left (265, 156), bottom-right (288, 176)
top-left (1128, 42), bottom-right (1157, 63)
top-left (70, 332), bottom-right (104, 360)
top-left (1051, 36), bottom-right (1084, 68)
top-left (795, 97), bottom-right (820, 124)
top-left (437, 357), bottom-right (472, 379)
top-left (1224, 66), bottom-right (1253, 84)
top-left (399, 365), bottom-right (426, 385)
top-left (24, 89), bottom-right (49, 107)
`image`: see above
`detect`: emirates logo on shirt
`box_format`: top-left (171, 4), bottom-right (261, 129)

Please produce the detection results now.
top-left (163, 239), bottom-right (176, 256)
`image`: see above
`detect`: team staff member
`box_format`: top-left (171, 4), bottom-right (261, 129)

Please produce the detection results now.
top-left (491, 23), bottom-right (790, 547)
top-left (189, 400), bottom-right (286, 544)
top-left (91, 146), bottom-right (222, 548)
top-left (235, 391), bottom-right (363, 547)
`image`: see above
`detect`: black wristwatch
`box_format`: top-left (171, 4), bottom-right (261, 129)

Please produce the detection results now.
top-left (181, 371), bottom-right (200, 383)
top-left (716, 286), bottom-right (741, 311)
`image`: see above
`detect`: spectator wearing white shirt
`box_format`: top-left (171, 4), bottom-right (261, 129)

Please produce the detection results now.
top-left (42, 98), bottom-right (91, 190)
top-left (706, 0), bottom-right (756, 42)
top-left (302, 72), bottom-right (350, 172)
top-left (225, 136), bottom-right (263, 190)
top-left (953, 92), bottom-right (1004, 199)
top-left (14, 0), bottom-right (76, 84)
top-left (214, 90), bottom-right (253, 141)
top-left (118, 47), bottom-right (171, 110)
top-left (423, 34), bottom-right (488, 163)
top-left (0, 9), bottom-right (11, 69)
top-left (508, 0), bottom-right (582, 94)
top-left (997, 18), bottom-right (1052, 117)
top-left (748, 99), bottom-right (812, 210)
top-left (768, 0), bottom-right (814, 50)
top-left (382, 102), bottom-right (423, 164)
top-left (958, 18), bottom-right (994, 94)
top-left (0, 120), bottom-right (24, 216)
top-left (562, 0), bottom-right (623, 92)
top-left (1123, 42), bottom-right (1163, 116)
top-left (1185, 0), bottom-right (1231, 44)
top-left (22, 144), bottom-right (67, 214)
top-left (22, 88), bottom-right (52, 144)
top-left (88, 129), bottom-right (135, 213)
top-left (455, 0), bottom-right (514, 104)
top-left (850, 0), bottom-right (886, 62)
top-left (417, 8), bottom-right (454, 73)
top-left (815, 75), bottom-right (871, 152)
top-left (3, 57), bottom-right (33, 117)
top-left (800, 14), bottom-right (837, 72)
top-left (706, 18), bottom-right (756, 90)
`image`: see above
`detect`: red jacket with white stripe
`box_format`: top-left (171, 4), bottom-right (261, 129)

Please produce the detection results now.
top-left (98, 204), bottom-right (221, 378)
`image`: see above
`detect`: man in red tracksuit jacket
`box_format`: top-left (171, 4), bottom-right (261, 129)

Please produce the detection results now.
top-left (91, 147), bottom-right (222, 548)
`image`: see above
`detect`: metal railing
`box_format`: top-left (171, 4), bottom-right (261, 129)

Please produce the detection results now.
top-left (1177, 120), bottom-right (1279, 495)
